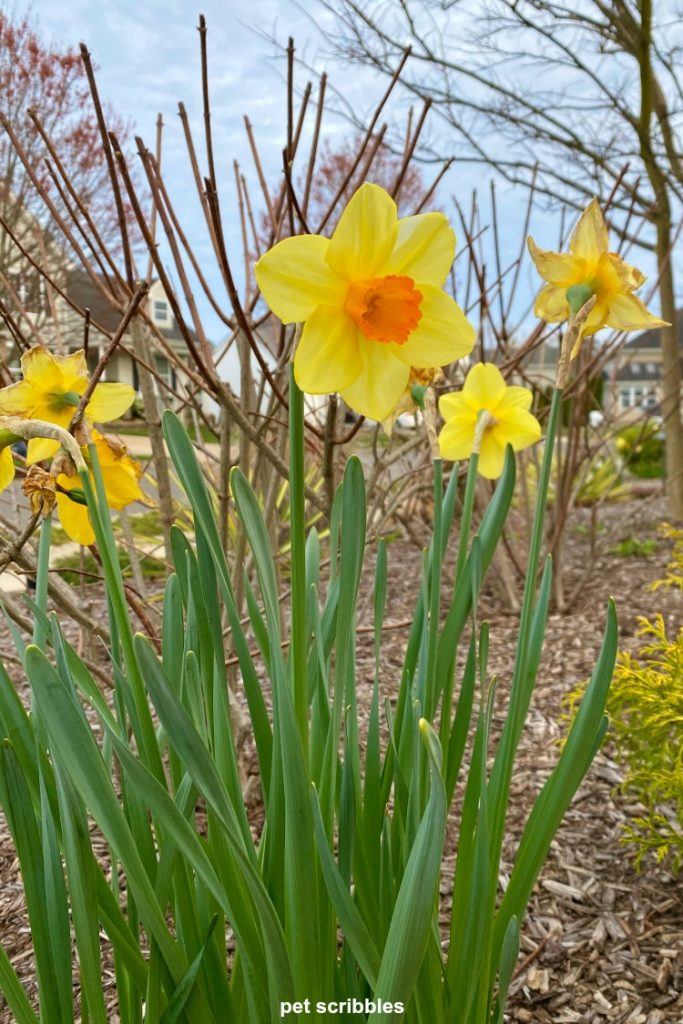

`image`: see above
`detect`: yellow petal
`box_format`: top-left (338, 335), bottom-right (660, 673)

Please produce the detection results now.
top-left (605, 293), bottom-right (667, 332)
top-left (569, 198), bottom-right (608, 259)
top-left (0, 447), bottom-right (15, 492)
top-left (607, 252), bottom-right (646, 291)
top-left (533, 283), bottom-right (568, 322)
top-left (326, 183), bottom-right (398, 281)
top-left (493, 408), bottom-right (542, 450)
top-left (87, 382), bottom-right (136, 422)
top-left (382, 212), bottom-right (455, 287)
top-left (59, 350), bottom-right (89, 390)
top-left (393, 285), bottom-right (475, 368)
top-left (491, 385), bottom-right (534, 417)
top-left (477, 431), bottom-right (507, 479)
top-left (55, 489), bottom-right (95, 546)
top-left (462, 363), bottom-right (506, 413)
top-left (26, 437), bottom-right (61, 465)
top-left (527, 237), bottom-right (580, 286)
top-left (254, 235), bottom-right (347, 324)
top-left (339, 342), bottom-right (409, 421)
top-left (578, 298), bottom-right (609, 340)
top-left (0, 380), bottom-right (36, 414)
top-left (438, 413), bottom-right (476, 462)
top-left (294, 306), bottom-right (363, 394)
top-left (20, 346), bottom-right (64, 391)
top-left (102, 465), bottom-right (145, 509)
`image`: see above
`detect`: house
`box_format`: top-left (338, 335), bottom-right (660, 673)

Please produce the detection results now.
top-left (606, 316), bottom-right (683, 418)
top-left (0, 263), bottom-right (203, 413)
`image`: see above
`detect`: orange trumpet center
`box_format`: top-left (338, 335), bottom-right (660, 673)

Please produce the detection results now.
top-left (344, 274), bottom-right (423, 344)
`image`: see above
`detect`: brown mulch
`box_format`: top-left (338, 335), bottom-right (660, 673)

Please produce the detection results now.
top-left (0, 495), bottom-right (682, 1022)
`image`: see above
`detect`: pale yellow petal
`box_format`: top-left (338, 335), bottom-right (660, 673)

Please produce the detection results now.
top-left (86, 383), bottom-right (136, 422)
top-left (438, 415), bottom-right (476, 462)
top-left (606, 252), bottom-right (646, 291)
top-left (534, 283), bottom-right (568, 323)
top-left (605, 293), bottom-right (667, 332)
top-left (0, 447), bottom-right (15, 492)
top-left (339, 342), bottom-right (409, 421)
top-left (326, 183), bottom-right (398, 281)
top-left (20, 346), bottom-right (63, 391)
top-left (393, 285), bottom-right (475, 368)
top-left (579, 298), bottom-right (609, 339)
top-left (477, 431), bottom-right (507, 479)
top-left (461, 363), bottom-right (506, 413)
top-left (382, 212), bottom-right (455, 287)
top-left (59, 350), bottom-right (89, 390)
top-left (254, 235), bottom-right (347, 324)
top-left (527, 237), bottom-right (580, 286)
top-left (0, 380), bottom-right (35, 414)
top-left (26, 437), bottom-right (61, 465)
top-left (569, 198), bottom-right (608, 259)
top-left (55, 490), bottom-right (95, 546)
top-left (293, 306), bottom-right (363, 394)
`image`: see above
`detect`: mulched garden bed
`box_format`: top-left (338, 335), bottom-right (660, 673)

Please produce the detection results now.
top-left (0, 494), bottom-right (681, 1022)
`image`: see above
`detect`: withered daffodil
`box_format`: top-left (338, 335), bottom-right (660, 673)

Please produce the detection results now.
top-left (528, 198), bottom-right (666, 354)
top-left (255, 182), bottom-right (475, 422)
top-left (56, 431), bottom-right (148, 546)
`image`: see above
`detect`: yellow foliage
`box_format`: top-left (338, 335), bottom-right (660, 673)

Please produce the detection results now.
top-left (608, 525), bottom-right (683, 870)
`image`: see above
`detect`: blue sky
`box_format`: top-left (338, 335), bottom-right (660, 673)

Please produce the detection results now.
top-left (23, 0), bottom-right (665, 388)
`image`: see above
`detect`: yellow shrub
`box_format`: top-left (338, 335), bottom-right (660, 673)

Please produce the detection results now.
top-left (608, 525), bottom-right (683, 870)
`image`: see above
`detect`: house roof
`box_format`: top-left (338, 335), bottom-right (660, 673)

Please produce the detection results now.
top-left (624, 313), bottom-right (683, 351)
top-left (64, 269), bottom-right (202, 352)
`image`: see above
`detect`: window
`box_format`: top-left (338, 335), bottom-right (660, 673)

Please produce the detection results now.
top-left (619, 387), bottom-right (632, 409)
top-left (154, 299), bottom-right (169, 323)
top-left (646, 362), bottom-right (657, 374)
top-left (631, 361), bottom-right (640, 374)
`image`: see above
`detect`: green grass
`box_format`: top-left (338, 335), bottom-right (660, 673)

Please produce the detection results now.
top-left (611, 536), bottom-right (657, 558)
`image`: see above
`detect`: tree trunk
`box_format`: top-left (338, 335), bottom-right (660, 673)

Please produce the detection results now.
top-left (654, 218), bottom-right (683, 518)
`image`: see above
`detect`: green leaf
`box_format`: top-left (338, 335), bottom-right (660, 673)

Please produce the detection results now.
top-left (0, 942), bottom-right (39, 1024)
top-left (369, 721), bottom-right (446, 1022)
top-left (159, 916), bottom-right (218, 1024)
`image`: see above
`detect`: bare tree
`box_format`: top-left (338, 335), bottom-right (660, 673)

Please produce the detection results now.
top-left (320, 0), bottom-right (683, 517)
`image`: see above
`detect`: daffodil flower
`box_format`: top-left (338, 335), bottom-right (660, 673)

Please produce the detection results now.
top-left (55, 431), bottom-right (148, 546)
top-left (528, 198), bottom-right (666, 349)
top-left (438, 363), bottom-right (542, 479)
top-left (0, 347), bottom-right (135, 465)
top-left (254, 182), bottom-right (475, 422)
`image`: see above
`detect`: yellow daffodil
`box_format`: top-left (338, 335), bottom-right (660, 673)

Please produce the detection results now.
top-left (55, 432), bottom-right (147, 546)
top-left (0, 347), bottom-right (135, 465)
top-left (0, 446), bottom-right (14, 493)
top-left (254, 182), bottom-right (475, 421)
top-left (438, 363), bottom-right (542, 479)
top-left (528, 198), bottom-right (666, 348)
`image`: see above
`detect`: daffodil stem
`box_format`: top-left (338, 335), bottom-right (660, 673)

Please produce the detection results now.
top-left (423, 458), bottom-right (443, 721)
top-left (455, 454), bottom-right (479, 588)
top-left (288, 363), bottom-right (308, 761)
top-left (487, 385), bottom-right (563, 886)
top-left (32, 512), bottom-right (52, 652)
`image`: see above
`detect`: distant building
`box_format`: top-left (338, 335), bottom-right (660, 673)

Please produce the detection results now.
top-left (1, 264), bottom-right (204, 414)
top-left (607, 317), bottom-right (683, 418)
